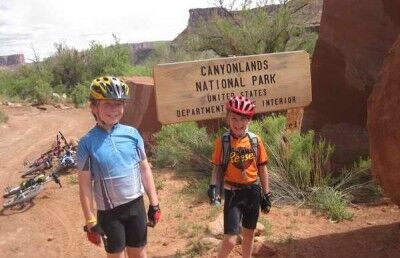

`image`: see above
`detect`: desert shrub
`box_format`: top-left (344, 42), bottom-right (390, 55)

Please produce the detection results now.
top-left (153, 122), bottom-right (214, 174)
top-left (332, 158), bottom-right (381, 203)
top-left (249, 115), bottom-right (334, 204)
top-left (0, 62), bottom-right (54, 104)
top-left (1, 36), bottom-right (151, 104)
top-left (31, 80), bottom-right (53, 105)
top-left (310, 186), bottom-right (353, 221)
top-left (70, 82), bottom-right (90, 107)
top-left (85, 36), bottom-right (133, 78)
top-left (128, 65), bottom-right (152, 77)
top-left (144, 42), bottom-right (218, 68)
top-left (51, 42), bottom-right (87, 92)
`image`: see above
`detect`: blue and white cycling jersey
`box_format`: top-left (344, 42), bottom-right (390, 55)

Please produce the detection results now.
top-left (77, 123), bottom-right (146, 210)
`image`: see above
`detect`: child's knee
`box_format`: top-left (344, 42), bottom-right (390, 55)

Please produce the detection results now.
top-left (224, 235), bottom-right (237, 247)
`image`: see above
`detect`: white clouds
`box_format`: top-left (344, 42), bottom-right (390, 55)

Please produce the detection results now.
top-left (0, 0), bottom-right (212, 60)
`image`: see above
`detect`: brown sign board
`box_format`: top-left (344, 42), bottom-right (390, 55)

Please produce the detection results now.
top-left (153, 51), bottom-right (311, 124)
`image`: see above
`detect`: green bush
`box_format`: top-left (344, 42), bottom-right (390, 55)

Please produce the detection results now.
top-left (144, 42), bottom-right (218, 68)
top-left (31, 80), bottom-right (53, 105)
top-left (127, 65), bottom-right (152, 77)
top-left (152, 114), bottom-right (381, 220)
top-left (332, 158), bottom-right (381, 203)
top-left (311, 186), bottom-right (353, 221)
top-left (51, 42), bottom-right (87, 92)
top-left (182, 1), bottom-right (312, 57)
top-left (0, 71), bottom-right (53, 104)
top-left (153, 122), bottom-right (214, 173)
top-left (0, 62), bottom-right (54, 104)
top-left (250, 115), bottom-right (336, 204)
top-left (86, 37), bottom-right (133, 78)
top-left (71, 82), bottom-right (90, 107)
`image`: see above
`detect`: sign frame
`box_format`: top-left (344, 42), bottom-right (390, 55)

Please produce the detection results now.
top-left (153, 50), bottom-right (311, 124)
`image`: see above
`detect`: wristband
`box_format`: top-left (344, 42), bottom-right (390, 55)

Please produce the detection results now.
top-left (86, 217), bottom-right (97, 225)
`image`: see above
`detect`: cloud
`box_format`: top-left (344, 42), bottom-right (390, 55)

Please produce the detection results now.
top-left (0, 0), bottom-right (213, 59)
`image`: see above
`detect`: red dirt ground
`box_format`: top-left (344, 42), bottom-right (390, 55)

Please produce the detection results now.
top-left (0, 104), bottom-right (399, 258)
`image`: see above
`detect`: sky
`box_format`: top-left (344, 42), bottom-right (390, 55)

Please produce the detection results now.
top-left (0, 0), bottom-right (216, 61)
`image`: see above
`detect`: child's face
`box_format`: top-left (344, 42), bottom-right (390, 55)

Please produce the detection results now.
top-left (92, 99), bottom-right (125, 127)
top-left (227, 112), bottom-right (251, 137)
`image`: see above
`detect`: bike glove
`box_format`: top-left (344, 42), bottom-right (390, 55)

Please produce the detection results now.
top-left (147, 204), bottom-right (161, 227)
top-left (83, 224), bottom-right (105, 246)
top-left (260, 192), bottom-right (272, 214)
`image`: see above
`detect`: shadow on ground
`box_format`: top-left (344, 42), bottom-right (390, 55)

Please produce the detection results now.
top-left (260, 223), bottom-right (400, 258)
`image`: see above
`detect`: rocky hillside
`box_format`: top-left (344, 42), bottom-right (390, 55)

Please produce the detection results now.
top-left (132, 0), bottom-right (323, 64)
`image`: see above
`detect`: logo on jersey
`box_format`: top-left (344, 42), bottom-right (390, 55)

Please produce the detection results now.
top-left (229, 147), bottom-right (255, 170)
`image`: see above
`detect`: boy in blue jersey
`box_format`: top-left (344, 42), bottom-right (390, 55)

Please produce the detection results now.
top-left (77, 76), bottom-right (160, 258)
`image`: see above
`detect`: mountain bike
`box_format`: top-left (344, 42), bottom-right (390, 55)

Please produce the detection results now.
top-left (21, 153), bottom-right (53, 178)
top-left (20, 131), bottom-right (76, 178)
top-left (3, 172), bottom-right (62, 209)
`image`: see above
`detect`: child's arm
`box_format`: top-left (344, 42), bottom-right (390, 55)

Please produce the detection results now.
top-left (210, 165), bottom-right (220, 185)
top-left (208, 165), bottom-right (222, 205)
top-left (259, 165), bottom-right (272, 213)
top-left (78, 170), bottom-right (96, 225)
top-left (140, 159), bottom-right (161, 227)
top-left (258, 165), bottom-right (270, 194)
top-left (140, 159), bottom-right (159, 206)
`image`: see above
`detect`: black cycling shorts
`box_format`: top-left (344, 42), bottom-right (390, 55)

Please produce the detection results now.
top-left (97, 196), bottom-right (147, 253)
top-left (223, 184), bottom-right (261, 235)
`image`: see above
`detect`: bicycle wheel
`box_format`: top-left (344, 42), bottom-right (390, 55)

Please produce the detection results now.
top-left (21, 162), bottom-right (51, 178)
top-left (3, 186), bottom-right (21, 198)
top-left (2, 184), bottom-right (44, 209)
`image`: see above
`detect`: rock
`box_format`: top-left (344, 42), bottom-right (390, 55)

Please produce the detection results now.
top-left (3, 101), bottom-right (22, 107)
top-left (53, 103), bottom-right (71, 109)
top-left (306, 0), bottom-right (400, 166)
top-left (200, 237), bottom-right (221, 247)
top-left (52, 93), bottom-right (61, 100)
top-left (0, 54), bottom-right (24, 66)
top-left (367, 35), bottom-right (400, 205)
top-left (35, 106), bottom-right (47, 111)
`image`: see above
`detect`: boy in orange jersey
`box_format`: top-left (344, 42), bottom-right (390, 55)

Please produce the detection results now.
top-left (208, 95), bottom-right (271, 258)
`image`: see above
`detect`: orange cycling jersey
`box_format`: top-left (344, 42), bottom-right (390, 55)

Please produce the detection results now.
top-left (212, 133), bottom-right (268, 184)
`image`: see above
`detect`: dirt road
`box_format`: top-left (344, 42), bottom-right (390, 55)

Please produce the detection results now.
top-left (0, 104), bottom-right (400, 258)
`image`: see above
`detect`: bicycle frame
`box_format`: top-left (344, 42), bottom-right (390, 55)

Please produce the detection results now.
top-left (3, 172), bottom-right (62, 209)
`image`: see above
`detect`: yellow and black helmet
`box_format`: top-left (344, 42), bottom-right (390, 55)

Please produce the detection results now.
top-left (89, 76), bottom-right (130, 100)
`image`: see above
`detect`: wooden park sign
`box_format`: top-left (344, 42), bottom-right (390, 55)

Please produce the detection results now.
top-left (153, 50), bottom-right (311, 124)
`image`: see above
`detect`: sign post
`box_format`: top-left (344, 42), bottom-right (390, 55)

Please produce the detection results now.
top-left (153, 50), bottom-right (311, 124)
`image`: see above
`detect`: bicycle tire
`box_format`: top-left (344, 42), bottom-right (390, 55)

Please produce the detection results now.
top-left (2, 184), bottom-right (44, 209)
top-left (21, 162), bottom-right (51, 178)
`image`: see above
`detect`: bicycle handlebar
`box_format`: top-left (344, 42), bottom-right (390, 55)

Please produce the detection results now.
top-left (51, 173), bottom-right (62, 188)
top-left (58, 131), bottom-right (70, 148)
